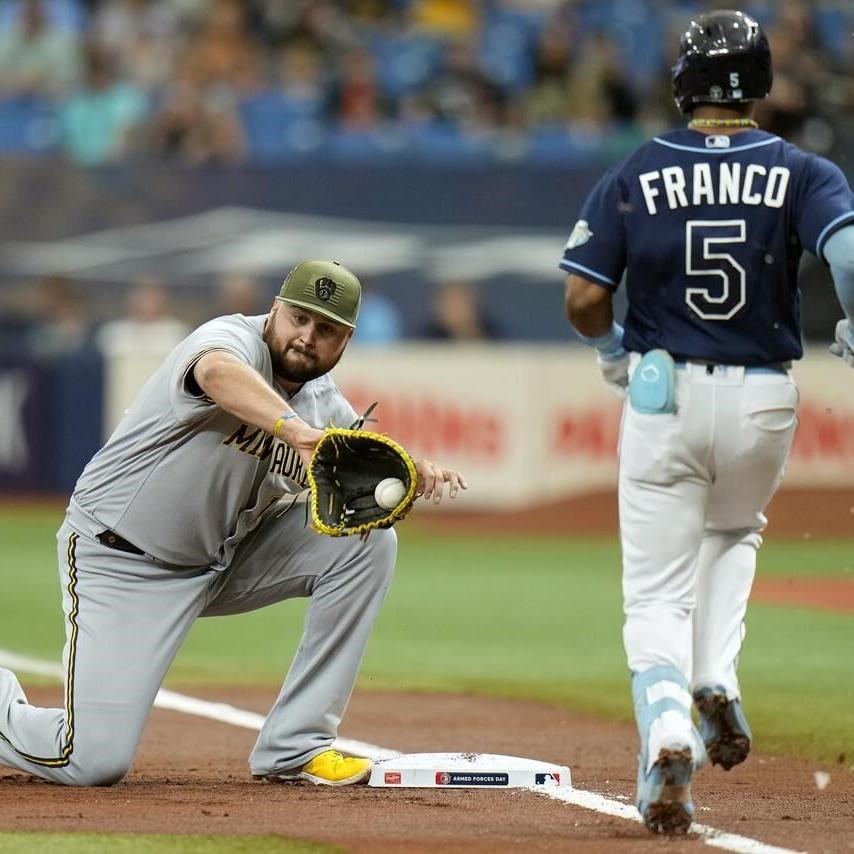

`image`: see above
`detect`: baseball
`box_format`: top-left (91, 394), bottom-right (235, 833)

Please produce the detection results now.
top-left (375, 477), bottom-right (406, 510)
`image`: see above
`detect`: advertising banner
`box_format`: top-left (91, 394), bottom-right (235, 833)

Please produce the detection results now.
top-left (103, 345), bottom-right (854, 510)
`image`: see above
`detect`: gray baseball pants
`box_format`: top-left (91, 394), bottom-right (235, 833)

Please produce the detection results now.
top-left (0, 506), bottom-right (396, 785)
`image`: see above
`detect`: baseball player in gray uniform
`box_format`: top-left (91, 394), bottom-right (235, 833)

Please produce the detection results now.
top-left (0, 259), bottom-right (466, 787)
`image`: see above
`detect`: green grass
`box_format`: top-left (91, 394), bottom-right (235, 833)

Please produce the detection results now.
top-left (0, 506), bottom-right (851, 761)
top-left (0, 833), bottom-right (336, 853)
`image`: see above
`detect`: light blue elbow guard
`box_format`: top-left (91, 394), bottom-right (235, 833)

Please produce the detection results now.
top-left (629, 350), bottom-right (677, 414)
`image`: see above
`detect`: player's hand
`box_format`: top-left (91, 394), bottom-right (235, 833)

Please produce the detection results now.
top-left (829, 318), bottom-right (854, 368)
top-left (597, 349), bottom-right (630, 398)
top-left (414, 459), bottom-right (467, 505)
top-left (281, 419), bottom-right (326, 469)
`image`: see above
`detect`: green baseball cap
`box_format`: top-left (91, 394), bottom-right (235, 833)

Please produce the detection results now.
top-left (276, 260), bottom-right (361, 327)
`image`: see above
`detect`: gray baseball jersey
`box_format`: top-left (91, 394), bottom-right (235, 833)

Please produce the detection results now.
top-left (71, 314), bottom-right (357, 568)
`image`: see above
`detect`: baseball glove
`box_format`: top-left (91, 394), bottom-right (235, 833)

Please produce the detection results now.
top-left (307, 428), bottom-right (418, 537)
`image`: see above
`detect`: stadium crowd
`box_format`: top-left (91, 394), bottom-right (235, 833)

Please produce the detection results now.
top-left (0, 0), bottom-right (852, 166)
top-left (0, 0), bottom-right (851, 354)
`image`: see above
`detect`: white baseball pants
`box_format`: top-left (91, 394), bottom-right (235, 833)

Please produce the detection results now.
top-left (619, 360), bottom-right (798, 700)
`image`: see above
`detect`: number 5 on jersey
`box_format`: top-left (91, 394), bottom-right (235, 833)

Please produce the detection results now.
top-left (685, 219), bottom-right (747, 321)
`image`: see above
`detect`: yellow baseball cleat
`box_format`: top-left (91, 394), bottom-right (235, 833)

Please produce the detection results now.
top-left (256, 750), bottom-right (372, 786)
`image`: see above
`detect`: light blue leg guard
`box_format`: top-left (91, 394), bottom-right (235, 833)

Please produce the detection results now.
top-left (632, 665), bottom-right (703, 762)
top-left (631, 666), bottom-right (705, 835)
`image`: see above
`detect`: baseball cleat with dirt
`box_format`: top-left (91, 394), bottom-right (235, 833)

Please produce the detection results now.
top-left (637, 746), bottom-right (695, 835)
top-left (693, 686), bottom-right (752, 771)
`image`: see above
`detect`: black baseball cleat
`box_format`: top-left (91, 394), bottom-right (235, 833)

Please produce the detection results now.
top-left (693, 686), bottom-right (752, 771)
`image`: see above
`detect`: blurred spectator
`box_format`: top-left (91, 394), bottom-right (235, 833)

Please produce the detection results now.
top-left (754, 4), bottom-right (830, 144)
top-left (0, 0), bottom-right (80, 99)
top-left (95, 278), bottom-right (190, 356)
top-left (563, 32), bottom-right (635, 131)
top-left (526, 16), bottom-right (575, 126)
top-left (277, 42), bottom-right (327, 107)
top-left (146, 78), bottom-right (245, 163)
top-left (168, 0), bottom-right (213, 30)
top-left (0, 0), bottom-right (852, 166)
top-left (246, 0), bottom-right (306, 43)
top-left (418, 279), bottom-right (503, 340)
top-left (143, 0), bottom-right (257, 163)
top-left (180, 0), bottom-right (261, 96)
top-left (92, 0), bottom-right (181, 92)
top-left (754, 27), bottom-right (811, 142)
top-left (59, 42), bottom-right (148, 165)
top-left (418, 35), bottom-right (509, 133)
top-left (343, 0), bottom-right (401, 29)
top-left (25, 275), bottom-right (92, 358)
top-left (329, 47), bottom-right (389, 129)
top-left (410, 0), bottom-right (481, 39)
top-left (214, 274), bottom-right (268, 317)
top-left (272, 1), bottom-right (361, 56)
top-left (351, 286), bottom-right (405, 345)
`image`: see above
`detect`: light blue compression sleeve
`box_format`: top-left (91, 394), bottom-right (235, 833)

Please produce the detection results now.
top-left (824, 225), bottom-right (854, 321)
top-left (575, 321), bottom-right (626, 357)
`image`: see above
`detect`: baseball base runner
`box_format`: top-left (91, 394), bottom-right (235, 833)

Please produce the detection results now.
top-left (561, 9), bottom-right (854, 836)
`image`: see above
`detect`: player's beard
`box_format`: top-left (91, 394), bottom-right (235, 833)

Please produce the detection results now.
top-left (272, 344), bottom-right (325, 382)
top-left (264, 324), bottom-right (342, 384)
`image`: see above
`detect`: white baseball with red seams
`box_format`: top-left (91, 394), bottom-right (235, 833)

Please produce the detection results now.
top-left (374, 477), bottom-right (406, 510)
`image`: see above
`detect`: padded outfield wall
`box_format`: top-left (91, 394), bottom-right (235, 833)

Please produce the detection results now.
top-left (96, 345), bottom-right (854, 511)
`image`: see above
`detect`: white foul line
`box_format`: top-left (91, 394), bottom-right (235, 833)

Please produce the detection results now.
top-left (530, 786), bottom-right (803, 854)
top-left (0, 650), bottom-right (802, 854)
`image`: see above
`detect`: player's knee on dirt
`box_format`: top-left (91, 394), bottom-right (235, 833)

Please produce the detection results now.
top-left (69, 750), bottom-right (134, 787)
top-left (66, 731), bottom-right (138, 787)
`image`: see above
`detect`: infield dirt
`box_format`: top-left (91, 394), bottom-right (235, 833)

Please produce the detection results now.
top-left (0, 686), bottom-right (851, 853)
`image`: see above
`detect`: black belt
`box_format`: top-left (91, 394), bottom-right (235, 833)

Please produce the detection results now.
top-left (97, 530), bottom-right (144, 556)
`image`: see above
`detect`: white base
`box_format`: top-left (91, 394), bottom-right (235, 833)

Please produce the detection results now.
top-left (368, 752), bottom-right (571, 789)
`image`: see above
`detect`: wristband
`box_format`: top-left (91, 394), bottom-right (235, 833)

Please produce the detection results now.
top-left (576, 321), bottom-right (625, 357)
top-left (274, 412), bottom-right (299, 437)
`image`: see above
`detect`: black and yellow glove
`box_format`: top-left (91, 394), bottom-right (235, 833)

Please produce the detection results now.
top-left (307, 428), bottom-right (418, 537)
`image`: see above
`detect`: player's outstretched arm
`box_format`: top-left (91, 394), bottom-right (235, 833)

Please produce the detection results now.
top-left (194, 350), bottom-right (324, 464)
top-left (825, 226), bottom-right (854, 367)
top-left (413, 459), bottom-right (467, 505)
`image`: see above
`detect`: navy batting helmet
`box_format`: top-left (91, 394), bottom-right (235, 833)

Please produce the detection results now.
top-left (672, 10), bottom-right (772, 114)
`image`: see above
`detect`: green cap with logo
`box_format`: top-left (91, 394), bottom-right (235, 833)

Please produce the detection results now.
top-left (276, 259), bottom-right (361, 328)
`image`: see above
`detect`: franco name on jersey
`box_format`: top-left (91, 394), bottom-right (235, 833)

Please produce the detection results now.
top-left (639, 162), bottom-right (790, 215)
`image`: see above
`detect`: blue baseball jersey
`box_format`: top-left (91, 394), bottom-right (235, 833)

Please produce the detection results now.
top-left (560, 128), bottom-right (854, 364)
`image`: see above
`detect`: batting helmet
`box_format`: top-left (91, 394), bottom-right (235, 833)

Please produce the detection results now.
top-left (672, 9), bottom-right (772, 114)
